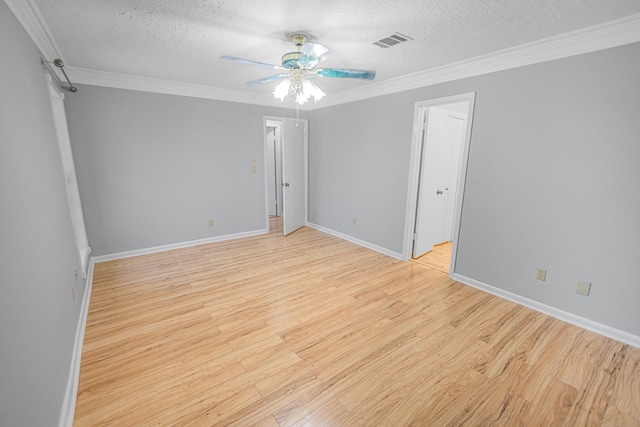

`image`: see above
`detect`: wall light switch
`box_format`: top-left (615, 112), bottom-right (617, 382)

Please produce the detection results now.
top-left (576, 281), bottom-right (591, 296)
top-left (536, 268), bottom-right (547, 281)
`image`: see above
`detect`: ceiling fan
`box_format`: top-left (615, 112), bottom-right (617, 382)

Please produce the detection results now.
top-left (221, 34), bottom-right (376, 105)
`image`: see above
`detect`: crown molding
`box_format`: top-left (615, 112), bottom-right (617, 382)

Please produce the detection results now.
top-left (4, 0), bottom-right (62, 60)
top-left (65, 66), bottom-right (294, 108)
top-left (8, 0), bottom-right (640, 109)
top-left (309, 12), bottom-right (640, 109)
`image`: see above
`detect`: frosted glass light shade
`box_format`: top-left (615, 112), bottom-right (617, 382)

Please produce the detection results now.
top-left (273, 79), bottom-right (292, 101)
top-left (273, 76), bottom-right (326, 105)
top-left (302, 80), bottom-right (325, 102)
top-left (296, 91), bottom-right (309, 105)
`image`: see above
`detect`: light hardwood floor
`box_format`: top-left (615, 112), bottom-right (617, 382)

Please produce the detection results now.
top-left (75, 217), bottom-right (640, 426)
top-left (413, 241), bottom-right (453, 274)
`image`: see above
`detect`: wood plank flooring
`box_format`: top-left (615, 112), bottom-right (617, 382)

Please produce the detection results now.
top-left (75, 217), bottom-right (640, 426)
top-left (413, 241), bottom-right (453, 274)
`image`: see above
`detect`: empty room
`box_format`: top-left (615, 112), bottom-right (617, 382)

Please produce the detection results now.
top-left (2, 0), bottom-right (640, 425)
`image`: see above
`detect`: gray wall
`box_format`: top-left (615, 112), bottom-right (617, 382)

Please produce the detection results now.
top-left (308, 42), bottom-right (640, 336)
top-left (0, 2), bottom-right (85, 425)
top-left (308, 97), bottom-right (413, 252)
top-left (65, 87), bottom-right (295, 256)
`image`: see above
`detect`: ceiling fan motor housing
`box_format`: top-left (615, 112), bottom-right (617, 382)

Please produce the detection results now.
top-left (281, 51), bottom-right (318, 70)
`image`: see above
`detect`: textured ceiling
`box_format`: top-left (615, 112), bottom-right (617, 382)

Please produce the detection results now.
top-left (32, 0), bottom-right (640, 97)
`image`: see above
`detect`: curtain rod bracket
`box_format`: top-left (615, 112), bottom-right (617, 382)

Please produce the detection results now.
top-left (41, 58), bottom-right (77, 93)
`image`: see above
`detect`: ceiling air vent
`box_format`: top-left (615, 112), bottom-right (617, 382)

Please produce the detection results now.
top-left (373, 32), bottom-right (412, 48)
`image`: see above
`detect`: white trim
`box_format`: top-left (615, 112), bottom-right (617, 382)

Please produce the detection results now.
top-left (46, 74), bottom-right (92, 277)
top-left (263, 119), bottom-right (280, 229)
top-left (58, 260), bottom-right (94, 427)
top-left (67, 11), bottom-right (640, 109)
top-left (90, 229), bottom-right (267, 263)
top-left (403, 93), bottom-right (476, 262)
top-left (66, 66), bottom-right (294, 108)
top-left (310, 13), bottom-right (640, 109)
top-left (452, 273), bottom-right (640, 349)
top-left (4, 0), bottom-right (62, 60)
top-left (263, 118), bottom-right (290, 228)
top-left (80, 247), bottom-right (91, 280)
top-left (306, 222), bottom-right (404, 260)
top-left (303, 123), bottom-right (309, 226)
top-left (10, 0), bottom-right (640, 108)
top-left (264, 116), bottom-right (309, 235)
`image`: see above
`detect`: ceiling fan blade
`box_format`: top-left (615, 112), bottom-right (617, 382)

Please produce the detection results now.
top-left (316, 68), bottom-right (376, 80)
top-left (301, 42), bottom-right (329, 63)
top-left (247, 74), bottom-right (289, 86)
top-left (220, 55), bottom-right (285, 70)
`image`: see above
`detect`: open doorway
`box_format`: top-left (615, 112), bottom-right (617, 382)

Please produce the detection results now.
top-left (263, 116), bottom-right (308, 235)
top-left (403, 93), bottom-right (476, 275)
top-left (265, 121), bottom-right (283, 217)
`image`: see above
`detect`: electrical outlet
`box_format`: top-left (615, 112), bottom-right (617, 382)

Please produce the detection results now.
top-left (208, 219), bottom-right (214, 227)
top-left (352, 218), bottom-right (357, 226)
top-left (576, 281), bottom-right (591, 296)
top-left (536, 268), bottom-right (547, 281)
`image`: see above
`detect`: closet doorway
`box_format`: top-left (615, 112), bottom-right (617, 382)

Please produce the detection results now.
top-left (263, 117), bottom-right (308, 235)
top-left (403, 93), bottom-right (476, 274)
top-left (265, 122), bottom-right (283, 217)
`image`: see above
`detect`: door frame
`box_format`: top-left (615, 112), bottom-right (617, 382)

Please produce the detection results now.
top-left (413, 107), bottom-right (468, 258)
top-left (262, 116), bottom-right (309, 232)
top-left (402, 93), bottom-right (476, 274)
top-left (265, 122), bottom-right (283, 217)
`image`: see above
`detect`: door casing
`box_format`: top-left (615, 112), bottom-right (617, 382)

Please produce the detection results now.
top-left (403, 93), bottom-right (476, 274)
top-left (262, 116), bottom-right (308, 234)
top-left (413, 108), bottom-right (468, 258)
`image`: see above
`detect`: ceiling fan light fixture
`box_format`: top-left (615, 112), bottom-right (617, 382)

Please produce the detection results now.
top-left (302, 79), bottom-right (325, 102)
top-left (295, 91), bottom-right (309, 105)
top-left (273, 76), bottom-right (325, 105)
top-left (273, 78), bottom-right (292, 101)
top-left (223, 32), bottom-right (373, 106)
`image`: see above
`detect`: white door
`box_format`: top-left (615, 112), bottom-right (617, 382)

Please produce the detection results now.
top-left (442, 116), bottom-right (466, 240)
top-left (413, 107), bottom-right (467, 258)
top-left (282, 118), bottom-right (307, 235)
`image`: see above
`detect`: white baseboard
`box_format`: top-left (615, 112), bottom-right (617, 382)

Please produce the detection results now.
top-left (58, 227), bottom-right (269, 426)
top-left (452, 273), bottom-right (640, 349)
top-left (57, 228), bottom-right (637, 427)
top-left (306, 222), bottom-right (404, 260)
top-left (58, 260), bottom-right (94, 427)
top-left (91, 229), bottom-right (268, 263)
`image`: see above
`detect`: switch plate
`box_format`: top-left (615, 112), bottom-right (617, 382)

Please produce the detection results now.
top-left (536, 268), bottom-right (547, 281)
top-left (71, 287), bottom-right (76, 301)
top-left (576, 281), bottom-right (591, 296)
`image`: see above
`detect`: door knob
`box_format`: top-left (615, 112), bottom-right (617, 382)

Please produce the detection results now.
top-left (436, 190), bottom-right (443, 195)
top-left (282, 182), bottom-right (290, 187)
